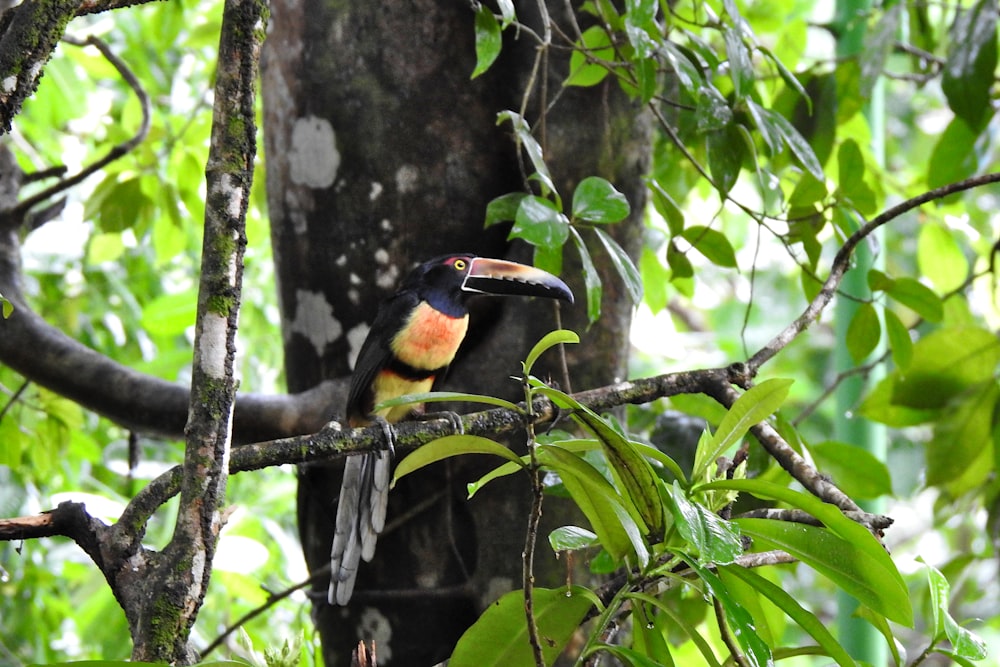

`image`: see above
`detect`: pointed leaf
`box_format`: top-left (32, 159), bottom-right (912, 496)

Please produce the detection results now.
top-left (680, 225), bottom-right (738, 268)
top-left (485, 192), bottom-right (527, 227)
top-left (471, 5), bottom-right (502, 79)
top-left (524, 329), bottom-right (579, 375)
top-left (884, 309), bottom-right (913, 370)
top-left (392, 435), bottom-right (526, 486)
top-left (539, 444), bottom-right (650, 565)
top-left (694, 379), bottom-right (793, 480)
top-left (942, 0), bottom-right (998, 128)
top-left (566, 26), bottom-right (614, 87)
top-left (571, 227), bottom-right (603, 323)
top-left (704, 479), bottom-right (910, 626)
top-left (666, 483), bottom-right (743, 564)
top-left (885, 277), bottom-right (943, 322)
top-left (736, 518), bottom-right (912, 626)
top-left (594, 227), bottom-right (642, 304)
top-left (374, 390), bottom-right (519, 413)
top-left (537, 387), bottom-right (665, 538)
top-left (683, 558), bottom-right (773, 667)
top-left (449, 587), bottom-right (593, 667)
top-left (846, 302), bottom-right (881, 364)
top-left (549, 525), bottom-right (599, 552)
top-left (719, 565), bottom-right (857, 667)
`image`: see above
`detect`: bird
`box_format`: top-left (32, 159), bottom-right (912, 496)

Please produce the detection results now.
top-left (328, 253), bottom-right (574, 605)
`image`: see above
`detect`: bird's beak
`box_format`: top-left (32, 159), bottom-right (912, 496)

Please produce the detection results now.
top-left (461, 257), bottom-right (574, 304)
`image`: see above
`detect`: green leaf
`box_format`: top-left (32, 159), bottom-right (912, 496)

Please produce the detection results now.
top-left (680, 225), bottom-right (738, 268)
top-left (884, 309), bottom-right (913, 370)
top-left (538, 387), bottom-right (665, 538)
top-left (723, 26), bottom-right (753, 99)
top-left (858, 375), bottom-right (939, 427)
top-left (471, 5), bottom-right (502, 79)
top-left (942, 0), bottom-right (998, 129)
top-left (667, 240), bottom-right (694, 279)
top-left (0, 292), bottom-right (12, 319)
top-left (746, 101), bottom-right (824, 181)
top-left (392, 435), bottom-right (526, 487)
top-left (920, 558), bottom-right (989, 660)
top-left (533, 244), bottom-right (563, 276)
top-left (736, 518), bottom-right (912, 626)
top-left (523, 329), bottom-right (579, 375)
top-left (485, 192), bottom-right (527, 227)
top-left (649, 179), bottom-right (685, 236)
top-left (719, 565), bottom-right (857, 667)
top-left (374, 390), bottom-right (520, 413)
top-left (836, 139), bottom-right (877, 215)
top-left (846, 302), bottom-right (881, 364)
top-left (549, 525), bottom-right (598, 552)
top-left (889, 326), bottom-right (1000, 409)
top-left (497, 111), bottom-right (556, 195)
top-left (97, 176), bottom-right (155, 233)
top-left (594, 227), bottom-right (642, 304)
top-left (571, 227), bottom-right (602, 323)
top-left (511, 195), bottom-right (570, 249)
top-left (926, 380), bottom-right (998, 489)
top-left (467, 439), bottom-right (599, 498)
top-left (927, 117), bottom-right (979, 190)
top-left (694, 379), bottom-right (793, 481)
top-left (449, 587), bottom-right (594, 667)
top-left (572, 176), bottom-right (630, 223)
top-left (539, 444), bottom-right (650, 565)
top-left (666, 483), bottom-right (743, 564)
top-left (704, 479), bottom-right (911, 626)
top-left (706, 123), bottom-right (745, 196)
top-left (566, 26), bottom-right (614, 87)
top-left (807, 441), bottom-right (893, 500)
top-left (918, 223), bottom-right (969, 294)
top-left (683, 557), bottom-right (773, 667)
top-left (885, 277), bottom-right (943, 323)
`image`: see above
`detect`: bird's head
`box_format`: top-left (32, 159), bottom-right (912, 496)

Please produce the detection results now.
top-left (404, 253), bottom-right (574, 316)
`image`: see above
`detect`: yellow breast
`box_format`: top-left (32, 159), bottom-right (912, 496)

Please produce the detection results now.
top-left (372, 372), bottom-right (436, 423)
top-left (390, 301), bottom-right (469, 371)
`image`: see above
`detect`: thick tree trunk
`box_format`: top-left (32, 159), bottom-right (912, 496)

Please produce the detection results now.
top-left (260, 1), bottom-right (649, 664)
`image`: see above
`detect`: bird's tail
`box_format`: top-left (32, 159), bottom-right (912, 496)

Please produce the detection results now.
top-left (328, 451), bottom-right (392, 605)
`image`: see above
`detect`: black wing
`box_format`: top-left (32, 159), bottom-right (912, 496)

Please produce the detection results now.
top-left (345, 289), bottom-right (420, 423)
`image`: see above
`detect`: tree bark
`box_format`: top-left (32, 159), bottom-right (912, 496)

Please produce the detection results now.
top-left (261, 1), bottom-right (649, 664)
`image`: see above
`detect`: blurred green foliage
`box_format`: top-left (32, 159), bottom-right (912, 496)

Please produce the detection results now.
top-left (2, 0), bottom-right (1000, 664)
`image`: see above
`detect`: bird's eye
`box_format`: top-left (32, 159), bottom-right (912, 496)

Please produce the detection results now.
top-left (453, 259), bottom-right (467, 271)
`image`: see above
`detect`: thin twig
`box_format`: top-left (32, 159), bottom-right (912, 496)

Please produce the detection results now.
top-left (0, 378), bottom-right (29, 421)
top-left (714, 596), bottom-right (751, 667)
top-left (201, 569), bottom-right (326, 657)
top-left (522, 370), bottom-right (545, 667)
top-left (6, 35), bottom-right (150, 224)
top-left (746, 170), bottom-right (1000, 373)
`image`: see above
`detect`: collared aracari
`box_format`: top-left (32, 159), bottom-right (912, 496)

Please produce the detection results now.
top-left (328, 253), bottom-right (574, 605)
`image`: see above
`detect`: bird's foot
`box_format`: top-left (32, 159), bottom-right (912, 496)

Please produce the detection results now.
top-left (418, 410), bottom-right (465, 435)
top-left (369, 415), bottom-right (397, 458)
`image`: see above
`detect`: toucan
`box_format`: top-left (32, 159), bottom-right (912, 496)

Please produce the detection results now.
top-left (328, 253), bottom-right (574, 605)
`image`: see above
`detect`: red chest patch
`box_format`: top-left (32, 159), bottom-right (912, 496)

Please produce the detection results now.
top-left (391, 301), bottom-right (469, 370)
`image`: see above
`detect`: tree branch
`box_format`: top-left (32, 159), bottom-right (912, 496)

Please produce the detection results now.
top-left (132, 0), bottom-right (266, 659)
top-left (0, 0), bottom-right (81, 133)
